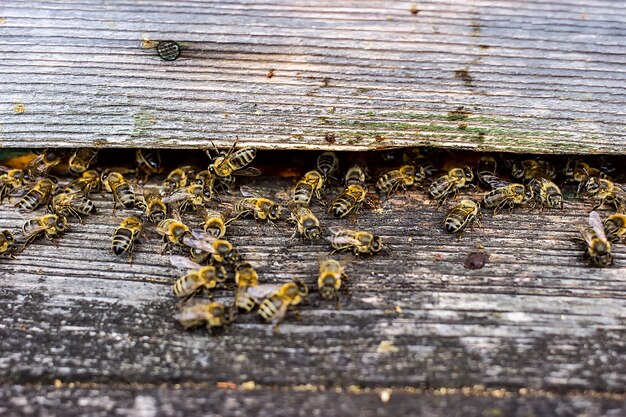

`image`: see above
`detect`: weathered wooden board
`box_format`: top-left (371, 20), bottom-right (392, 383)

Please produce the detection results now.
top-left (1, 176), bottom-right (625, 400)
top-left (2, 0), bottom-right (626, 153)
top-left (1, 385), bottom-right (625, 417)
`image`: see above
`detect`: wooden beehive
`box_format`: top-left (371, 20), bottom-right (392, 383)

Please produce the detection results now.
top-left (1, 1), bottom-right (625, 415)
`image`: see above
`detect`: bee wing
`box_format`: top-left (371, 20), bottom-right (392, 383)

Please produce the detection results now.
top-left (169, 255), bottom-right (203, 271)
top-left (175, 307), bottom-right (208, 323)
top-left (577, 226), bottom-right (595, 247)
top-left (481, 174), bottom-right (509, 189)
top-left (182, 236), bottom-right (217, 254)
top-left (327, 227), bottom-right (361, 246)
top-left (589, 211), bottom-right (608, 241)
top-left (233, 167), bottom-right (261, 177)
top-left (272, 300), bottom-right (292, 326)
top-left (191, 229), bottom-right (218, 243)
top-left (246, 284), bottom-right (281, 299)
top-left (8, 185), bottom-right (29, 198)
top-left (162, 189), bottom-right (193, 204)
top-left (240, 185), bottom-right (261, 198)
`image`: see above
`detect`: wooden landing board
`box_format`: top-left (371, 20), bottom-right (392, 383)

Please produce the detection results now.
top-left (1, 177), bottom-right (625, 398)
top-left (1, 1), bottom-right (626, 154)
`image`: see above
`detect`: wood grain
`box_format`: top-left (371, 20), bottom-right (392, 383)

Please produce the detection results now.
top-left (1, 0), bottom-right (626, 153)
top-left (1, 175), bottom-right (625, 397)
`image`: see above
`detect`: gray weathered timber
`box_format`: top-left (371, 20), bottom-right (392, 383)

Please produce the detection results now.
top-left (1, 385), bottom-right (625, 417)
top-left (1, 0), bottom-right (626, 154)
top-left (1, 176), bottom-right (625, 401)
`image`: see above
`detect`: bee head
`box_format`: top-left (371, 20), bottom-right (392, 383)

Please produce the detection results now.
top-left (370, 235), bottom-right (383, 252)
top-left (293, 279), bottom-right (309, 297)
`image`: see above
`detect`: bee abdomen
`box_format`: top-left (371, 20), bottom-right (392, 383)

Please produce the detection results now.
top-left (115, 185), bottom-right (135, 208)
top-left (112, 228), bottom-right (133, 255)
top-left (293, 183), bottom-right (313, 204)
top-left (258, 298), bottom-right (280, 321)
top-left (236, 293), bottom-right (257, 312)
top-left (17, 191), bottom-right (42, 211)
top-left (230, 149), bottom-right (256, 169)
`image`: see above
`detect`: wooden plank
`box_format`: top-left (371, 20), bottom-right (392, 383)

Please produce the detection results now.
top-left (1, 175), bottom-right (625, 393)
top-left (1, 0), bottom-right (626, 153)
top-left (1, 385), bottom-right (624, 417)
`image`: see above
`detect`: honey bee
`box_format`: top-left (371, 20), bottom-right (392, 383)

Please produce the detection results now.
top-left (175, 301), bottom-right (236, 332)
top-left (0, 230), bottom-right (17, 258)
top-left (169, 255), bottom-right (228, 299)
top-left (231, 186), bottom-right (282, 223)
top-left (483, 183), bottom-right (533, 215)
top-left (111, 216), bottom-right (143, 261)
top-left (528, 178), bottom-right (563, 210)
top-left (328, 227), bottom-right (383, 256)
top-left (25, 149), bottom-right (63, 178)
top-left (188, 230), bottom-right (241, 266)
top-left (201, 209), bottom-right (227, 238)
top-left (0, 168), bottom-right (28, 202)
top-left (511, 159), bottom-right (556, 180)
top-left (162, 165), bottom-right (195, 194)
top-left (604, 213), bottom-right (626, 243)
top-left (477, 156), bottom-right (498, 187)
top-left (316, 151), bottom-right (339, 181)
top-left (162, 183), bottom-right (213, 210)
top-left (565, 160), bottom-right (607, 195)
top-left (14, 178), bottom-right (56, 211)
top-left (402, 148), bottom-right (436, 179)
top-left (288, 202), bottom-right (321, 241)
top-left (101, 171), bottom-right (135, 209)
top-left (292, 170), bottom-right (325, 205)
top-left (142, 191), bottom-right (167, 223)
top-left (49, 192), bottom-right (97, 221)
top-left (444, 199), bottom-right (480, 236)
top-left (135, 149), bottom-right (161, 181)
top-left (577, 211), bottom-right (613, 267)
top-left (329, 184), bottom-right (367, 218)
top-left (318, 258), bottom-right (346, 302)
top-left (156, 218), bottom-right (204, 252)
top-left (429, 166), bottom-right (474, 204)
top-left (68, 148), bottom-right (98, 174)
top-left (22, 213), bottom-right (68, 244)
top-left (65, 170), bottom-right (101, 195)
top-left (234, 262), bottom-right (260, 312)
top-left (256, 280), bottom-right (308, 330)
top-left (376, 165), bottom-right (418, 196)
top-left (585, 177), bottom-right (626, 211)
top-left (344, 164), bottom-right (367, 186)
top-left (207, 142), bottom-right (260, 178)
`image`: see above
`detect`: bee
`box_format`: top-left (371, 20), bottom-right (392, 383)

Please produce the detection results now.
top-left (292, 170), bottom-right (325, 205)
top-left (169, 255), bottom-right (228, 299)
top-left (329, 184), bottom-right (367, 218)
top-left (156, 218), bottom-right (202, 252)
top-left (328, 227), bottom-right (383, 256)
top-left (162, 165), bottom-right (195, 194)
top-left (528, 178), bottom-right (563, 210)
top-left (234, 262), bottom-right (260, 312)
top-left (49, 192), bottom-right (96, 221)
top-left (101, 171), bottom-right (135, 209)
top-left (175, 302), bottom-right (236, 332)
top-left (162, 183), bottom-right (213, 210)
top-left (65, 170), bottom-right (101, 195)
top-left (344, 164), bottom-right (367, 186)
top-left (231, 186), bottom-right (282, 223)
top-left (376, 165), bottom-right (418, 196)
top-left (0, 230), bottom-right (17, 258)
top-left (477, 156), bottom-right (498, 187)
top-left (565, 160), bottom-right (607, 195)
top-left (135, 149), bottom-right (161, 181)
top-left (316, 151), bottom-right (339, 181)
top-left (142, 191), bottom-right (167, 223)
top-left (444, 199), bottom-right (480, 236)
top-left (256, 280), bottom-right (308, 330)
top-left (577, 211), bottom-right (613, 267)
top-left (318, 258), bottom-right (346, 302)
top-left (111, 216), bottom-right (143, 261)
top-left (207, 142), bottom-right (260, 178)
top-left (201, 209), bottom-right (227, 239)
top-left (188, 230), bottom-right (241, 266)
top-left (288, 202), bottom-right (321, 241)
top-left (68, 148), bottom-right (98, 174)
top-left (402, 148), bottom-right (436, 179)
top-left (604, 213), bottom-right (626, 243)
top-left (0, 168), bottom-right (28, 202)
top-left (585, 177), bottom-right (626, 211)
top-left (22, 214), bottom-right (68, 244)
top-left (25, 149), bottom-right (63, 178)
top-left (14, 178), bottom-right (56, 211)
top-left (429, 166), bottom-right (474, 204)
top-left (483, 183), bottom-right (533, 215)
top-left (510, 159), bottom-right (555, 181)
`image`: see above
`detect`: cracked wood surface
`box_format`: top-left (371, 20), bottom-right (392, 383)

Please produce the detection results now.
top-left (1, 0), bottom-right (626, 153)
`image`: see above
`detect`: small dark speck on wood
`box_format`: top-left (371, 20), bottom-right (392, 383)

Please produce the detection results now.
top-left (465, 251), bottom-right (489, 269)
top-left (454, 69), bottom-right (474, 87)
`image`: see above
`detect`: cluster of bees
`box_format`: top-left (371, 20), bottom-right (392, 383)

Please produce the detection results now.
top-left (1, 146), bottom-right (625, 333)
